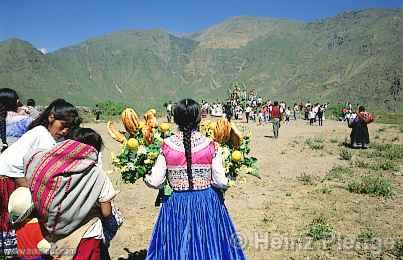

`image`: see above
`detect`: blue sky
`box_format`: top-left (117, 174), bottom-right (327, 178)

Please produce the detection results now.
top-left (1, 0), bottom-right (402, 52)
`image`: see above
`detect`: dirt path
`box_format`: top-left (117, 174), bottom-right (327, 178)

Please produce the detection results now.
top-left (84, 118), bottom-right (403, 259)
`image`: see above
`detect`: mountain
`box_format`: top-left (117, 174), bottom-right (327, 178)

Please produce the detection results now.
top-left (0, 8), bottom-right (402, 112)
top-left (189, 16), bottom-right (301, 49)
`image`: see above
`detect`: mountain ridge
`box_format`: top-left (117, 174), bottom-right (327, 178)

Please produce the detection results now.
top-left (0, 8), bottom-right (402, 112)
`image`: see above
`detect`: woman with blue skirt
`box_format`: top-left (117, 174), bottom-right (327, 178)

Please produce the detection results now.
top-left (144, 98), bottom-right (246, 260)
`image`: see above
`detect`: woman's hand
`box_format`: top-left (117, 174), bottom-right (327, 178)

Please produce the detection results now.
top-left (100, 201), bottom-right (112, 217)
top-left (15, 177), bottom-right (28, 188)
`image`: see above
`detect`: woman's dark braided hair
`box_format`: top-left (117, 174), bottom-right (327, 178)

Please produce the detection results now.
top-left (173, 99), bottom-right (201, 189)
top-left (0, 88), bottom-right (19, 152)
top-left (28, 99), bottom-right (82, 131)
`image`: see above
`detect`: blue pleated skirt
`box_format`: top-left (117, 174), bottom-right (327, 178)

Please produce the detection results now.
top-left (146, 187), bottom-right (246, 260)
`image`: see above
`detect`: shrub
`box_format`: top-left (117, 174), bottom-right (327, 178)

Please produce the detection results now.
top-left (340, 148), bottom-right (352, 160)
top-left (305, 138), bottom-right (324, 150)
top-left (318, 186), bottom-right (333, 194)
top-left (390, 239), bottom-right (403, 257)
top-left (330, 138), bottom-right (338, 143)
top-left (354, 160), bottom-right (370, 169)
top-left (297, 173), bottom-right (316, 185)
top-left (369, 143), bottom-right (403, 160)
top-left (307, 216), bottom-right (335, 241)
top-left (357, 228), bottom-right (376, 243)
top-left (325, 166), bottom-right (353, 182)
top-left (347, 175), bottom-right (395, 197)
top-left (95, 100), bottom-right (129, 119)
top-left (372, 160), bottom-right (400, 172)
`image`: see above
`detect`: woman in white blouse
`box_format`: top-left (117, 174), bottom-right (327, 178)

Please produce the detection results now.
top-left (144, 99), bottom-right (245, 260)
top-left (0, 99), bottom-right (81, 257)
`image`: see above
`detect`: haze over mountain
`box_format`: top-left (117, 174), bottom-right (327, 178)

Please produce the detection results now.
top-left (0, 8), bottom-right (402, 111)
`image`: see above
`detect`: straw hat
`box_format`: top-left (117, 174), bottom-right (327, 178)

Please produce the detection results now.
top-left (8, 187), bottom-right (34, 225)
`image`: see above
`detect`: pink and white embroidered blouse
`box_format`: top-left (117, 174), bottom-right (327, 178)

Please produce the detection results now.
top-left (144, 131), bottom-right (229, 191)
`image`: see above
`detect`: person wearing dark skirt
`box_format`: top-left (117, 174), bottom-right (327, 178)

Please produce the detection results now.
top-left (348, 106), bottom-right (372, 149)
top-left (317, 105), bottom-right (324, 126)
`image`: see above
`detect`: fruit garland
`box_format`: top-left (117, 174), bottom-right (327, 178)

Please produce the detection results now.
top-left (199, 119), bottom-right (260, 183)
top-left (107, 108), bottom-right (173, 184)
top-left (108, 109), bottom-right (259, 186)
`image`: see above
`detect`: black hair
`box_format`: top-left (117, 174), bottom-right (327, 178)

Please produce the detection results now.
top-left (0, 88), bottom-right (19, 150)
top-left (358, 106), bottom-right (365, 112)
top-left (173, 98), bottom-right (201, 189)
top-left (274, 101), bottom-right (279, 106)
top-left (67, 127), bottom-right (103, 152)
top-left (28, 99), bottom-right (82, 131)
top-left (26, 98), bottom-right (35, 107)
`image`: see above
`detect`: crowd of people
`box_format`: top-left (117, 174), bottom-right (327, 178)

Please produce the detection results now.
top-left (171, 88), bottom-right (330, 139)
top-left (1, 86), bottom-right (374, 259)
top-left (164, 88), bottom-right (373, 146)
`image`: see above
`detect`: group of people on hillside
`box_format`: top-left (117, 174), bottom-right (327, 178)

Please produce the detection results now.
top-left (1, 88), bottom-right (246, 259)
top-left (173, 91), bottom-right (372, 147)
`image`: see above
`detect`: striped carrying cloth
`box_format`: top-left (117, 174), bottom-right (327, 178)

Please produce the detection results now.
top-left (25, 140), bottom-right (105, 241)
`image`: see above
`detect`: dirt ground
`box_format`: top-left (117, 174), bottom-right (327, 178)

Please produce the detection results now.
top-left (83, 118), bottom-right (403, 260)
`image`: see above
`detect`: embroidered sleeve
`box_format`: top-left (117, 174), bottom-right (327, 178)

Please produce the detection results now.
top-left (211, 146), bottom-right (229, 189)
top-left (144, 154), bottom-right (167, 189)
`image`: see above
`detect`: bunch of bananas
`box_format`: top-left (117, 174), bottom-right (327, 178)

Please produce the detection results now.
top-left (212, 118), bottom-right (243, 149)
top-left (229, 122), bottom-right (243, 149)
top-left (106, 121), bottom-right (126, 143)
top-left (213, 119), bottom-right (231, 144)
top-left (144, 109), bottom-right (158, 128)
top-left (141, 109), bottom-right (159, 144)
top-left (121, 108), bottom-right (140, 135)
top-left (108, 107), bottom-right (159, 144)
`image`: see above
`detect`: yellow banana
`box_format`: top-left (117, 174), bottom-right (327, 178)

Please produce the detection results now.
top-left (144, 111), bottom-right (158, 128)
top-left (142, 125), bottom-right (154, 145)
top-left (213, 119), bottom-right (231, 144)
top-left (230, 122), bottom-right (243, 149)
top-left (106, 121), bottom-right (127, 143)
top-left (121, 108), bottom-right (140, 135)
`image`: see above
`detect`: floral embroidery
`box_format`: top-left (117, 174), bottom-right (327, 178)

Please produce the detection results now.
top-left (167, 165), bottom-right (212, 190)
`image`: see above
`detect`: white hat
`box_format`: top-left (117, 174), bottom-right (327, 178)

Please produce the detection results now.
top-left (8, 187), bottom-right (34, 225)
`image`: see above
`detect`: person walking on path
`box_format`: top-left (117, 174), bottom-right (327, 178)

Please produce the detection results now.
top-left (270, 101), bottom-right (282, 138)
top-left (245, 105), bottom-right (252, 123)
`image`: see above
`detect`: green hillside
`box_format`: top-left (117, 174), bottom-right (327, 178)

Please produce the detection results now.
top-left (0, 8), bottom-right (402, 112)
